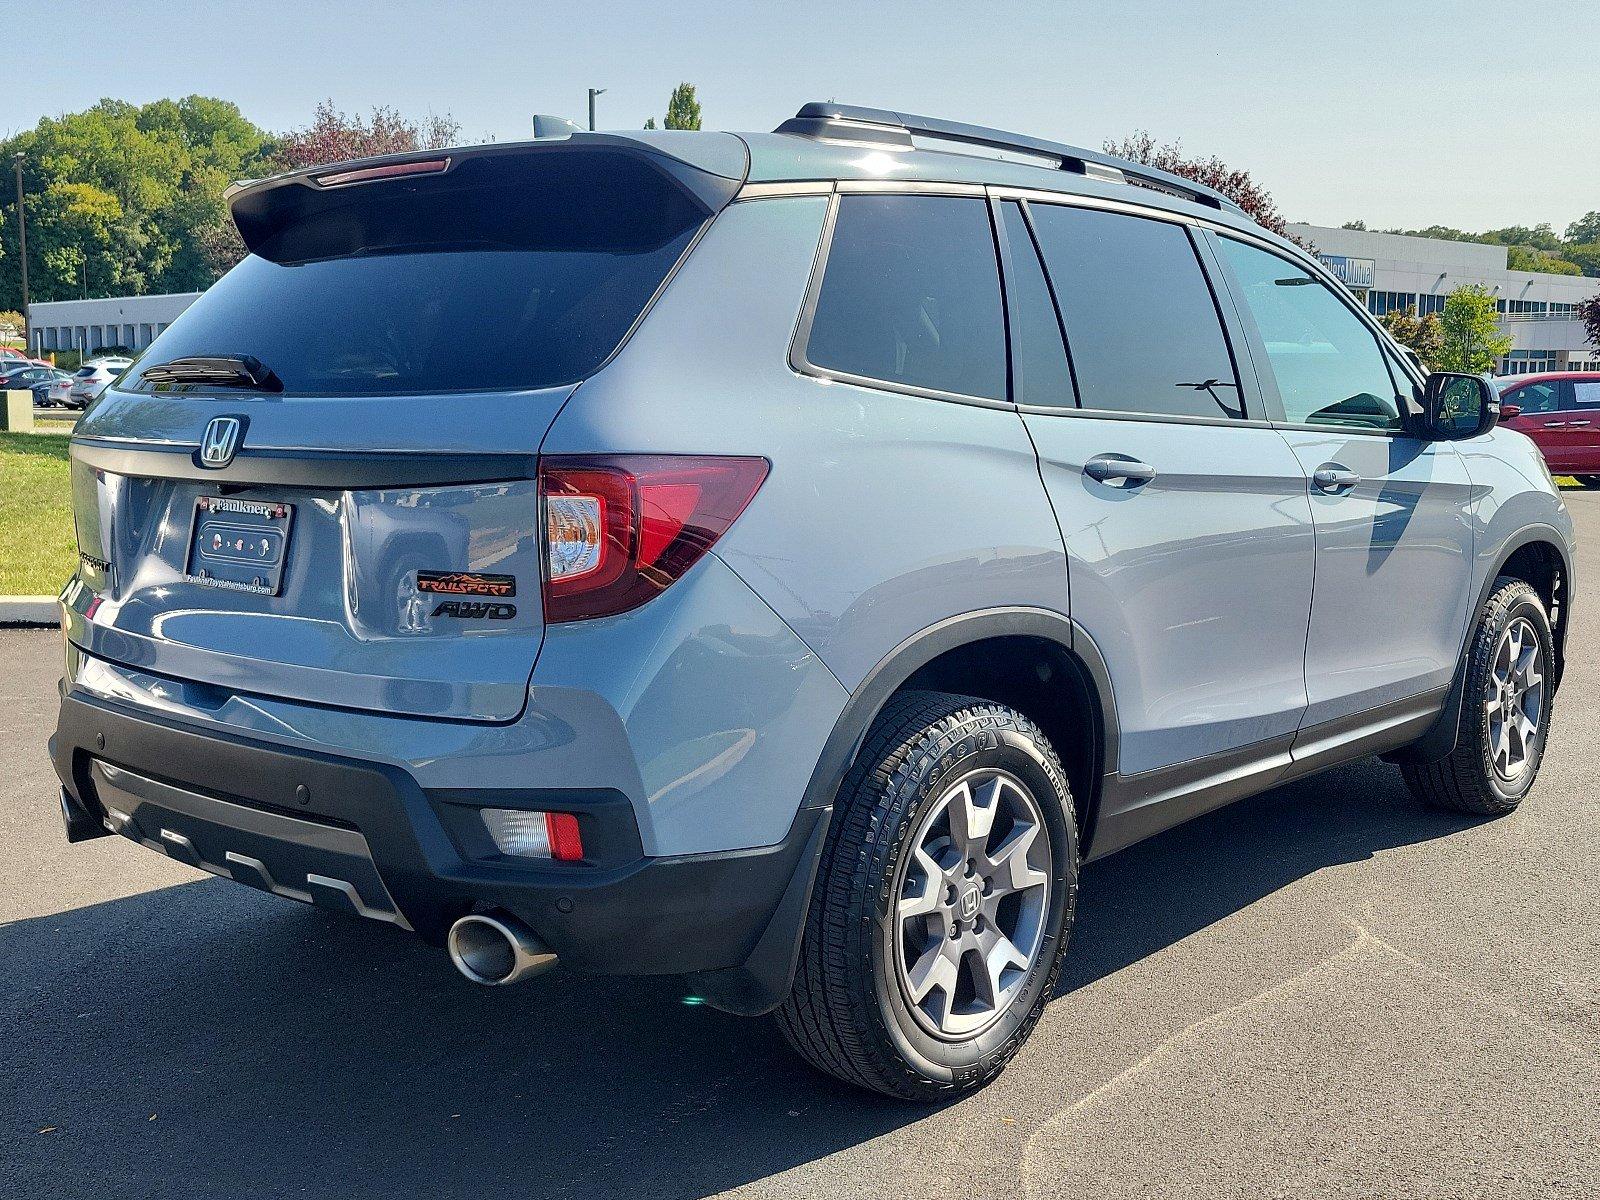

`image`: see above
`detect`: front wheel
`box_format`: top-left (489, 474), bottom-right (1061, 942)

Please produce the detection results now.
top-left (1401, 577), bottom-right (1553, 816)
top-left (776, 691), bottom-right (1078, 1100)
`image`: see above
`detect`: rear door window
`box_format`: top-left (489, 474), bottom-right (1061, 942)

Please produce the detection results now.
top-left (803, 194), bottom-right (1006, 401)
top-left (122, 152), bottom-right (710, 397)
top-left (1026, 203), bottom-right (1243, 420)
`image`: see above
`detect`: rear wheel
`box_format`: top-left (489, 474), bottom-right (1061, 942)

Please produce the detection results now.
top-left (1401, 578), bottom-right (1553, 816)
top-left (776, 691), bottom-right (1077, 1100)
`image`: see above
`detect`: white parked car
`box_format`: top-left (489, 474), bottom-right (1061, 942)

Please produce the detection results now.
top-left (66, 359), bottom-right (132, 410)
top-left (46, 374), bottom-right (76, 407)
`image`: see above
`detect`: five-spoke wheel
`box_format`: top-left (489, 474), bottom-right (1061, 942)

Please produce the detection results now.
top-left (777, 691), bottom-right (1077, 1099)
top-left (894, 769), bottom-right (1052, 1039)
top-left (1485, 615), bottom-right (1544, 783)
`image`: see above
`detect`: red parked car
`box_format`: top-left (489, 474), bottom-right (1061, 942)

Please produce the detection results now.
top-left (1497, 372), bottom-right (1600, 487)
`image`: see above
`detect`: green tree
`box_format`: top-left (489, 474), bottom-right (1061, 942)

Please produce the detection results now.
top-left (0, 97), bottom-right (274, 309)
top-left (1437, 285), bottom-right (1513, 373)
top-left (1565, 211), bottom-right (1600, 245)
top-left (1563, 242), bottom-right (1600, 278)
top-left (1506, 245), bottom-right (1581, 275)
top-left (1482, 223), bottom-right (1562, 252)
top-left (663, 83), bottom-right (702, 131)
top-left (643, 118), bottom-right (657, 130)
top-left (1378, 305), bottom-right (1445, 369)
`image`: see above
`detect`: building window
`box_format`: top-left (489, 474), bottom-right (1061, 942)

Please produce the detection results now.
top-left (1416, 294), bottom-right (1446, 316)
top-left (1366, 290), bottom-right (1418, 317)
top-left (1499, 351), bottom-right (1559, 376)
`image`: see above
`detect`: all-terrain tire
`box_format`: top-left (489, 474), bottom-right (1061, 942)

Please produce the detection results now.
top-left (775, 690), bottom-right (1078, 1101)
top-left (1401, 577), bottom-right (1553, 816)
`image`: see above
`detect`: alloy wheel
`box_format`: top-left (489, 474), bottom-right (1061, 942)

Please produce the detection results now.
top-left (892, 768), bottom-right (1052, 1039)
top-left (1485, 615), bottom-right (1544, 782)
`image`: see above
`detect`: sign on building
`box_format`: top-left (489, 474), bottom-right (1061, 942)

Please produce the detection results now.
top-left (1317, 254), bottom-right (1375, 290)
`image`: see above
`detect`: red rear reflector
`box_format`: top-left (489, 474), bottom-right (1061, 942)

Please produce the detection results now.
top-left (545, 812), bottom-right (584, 862)
top-left (315, 158), bottom-right (451, 188)
top-left (539, 455), bottom-right (769, 623)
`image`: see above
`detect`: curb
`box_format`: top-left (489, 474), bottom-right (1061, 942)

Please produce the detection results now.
top-left (0, 597), bottom-right (60, 627)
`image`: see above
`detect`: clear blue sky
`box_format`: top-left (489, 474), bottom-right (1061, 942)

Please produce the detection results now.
top-left (17, 0), bottom-right (1599, 233)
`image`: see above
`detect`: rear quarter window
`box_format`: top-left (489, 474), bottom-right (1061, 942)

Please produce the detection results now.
top-left (802, 194), bottom-right (1007, 402)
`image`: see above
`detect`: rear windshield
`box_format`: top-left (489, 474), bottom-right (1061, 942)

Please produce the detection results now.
top-left (123, 151), bottom-right (708, 397)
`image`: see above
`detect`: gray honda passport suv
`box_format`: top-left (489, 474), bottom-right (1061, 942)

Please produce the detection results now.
top-left (51, 103), bottom-right (1576, 1099)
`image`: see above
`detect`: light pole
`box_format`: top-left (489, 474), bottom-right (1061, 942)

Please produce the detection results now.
top-left (12, 152), bottom-right (28, 353)
top-left (587, 88), bottom-right (606, 131)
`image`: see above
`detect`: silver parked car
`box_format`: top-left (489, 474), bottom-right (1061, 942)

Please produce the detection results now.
top-left (65, 358), bottom-right (132, 409)
top-left (51, 105), bottom-right (1576, 1099)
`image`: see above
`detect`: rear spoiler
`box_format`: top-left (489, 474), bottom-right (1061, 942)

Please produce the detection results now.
top-left (225, 136), bottom-right (748, 256)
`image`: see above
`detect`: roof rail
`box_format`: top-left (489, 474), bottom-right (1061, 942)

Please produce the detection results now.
top-left (775, 102), bottom-right (1241, 216)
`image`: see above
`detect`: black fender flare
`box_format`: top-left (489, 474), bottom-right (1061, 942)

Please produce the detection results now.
top-left (799, 607), bottom-right (1120, 817)
top-left (1391, 525), bottom-right (1574, 766)
top-left (688, 609), bottom-right (1119, 1016)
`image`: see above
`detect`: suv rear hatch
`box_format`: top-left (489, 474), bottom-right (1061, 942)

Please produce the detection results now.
top-left (64, 136), bottom-right (745, 721)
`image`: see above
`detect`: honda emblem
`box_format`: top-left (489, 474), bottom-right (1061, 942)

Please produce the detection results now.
top-left (199, 417), bottom-right (243, 469)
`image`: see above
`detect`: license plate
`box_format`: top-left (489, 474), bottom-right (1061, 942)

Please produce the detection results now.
top-left (185, 497), bottom-right (295, 596)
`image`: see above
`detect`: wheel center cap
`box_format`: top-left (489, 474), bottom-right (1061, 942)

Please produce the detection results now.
top-left (957, 884), bottom-right (981, 921)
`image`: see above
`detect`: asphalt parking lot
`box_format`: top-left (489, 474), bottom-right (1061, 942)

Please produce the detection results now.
top-left (4, 492), bottom-right (1598, 1200)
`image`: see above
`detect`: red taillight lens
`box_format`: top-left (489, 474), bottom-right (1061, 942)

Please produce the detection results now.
top-left (539, 455), bottom-right (768, 623)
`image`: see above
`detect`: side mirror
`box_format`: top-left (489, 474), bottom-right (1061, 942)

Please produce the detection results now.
top-left (1500, 402), bottom-right (1522, 420)
top-left (1420, 372), bottom-right (1498, 440)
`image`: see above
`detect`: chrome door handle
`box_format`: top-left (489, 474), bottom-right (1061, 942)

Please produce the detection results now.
top-left (1312, 465), bottom-right (1361, 494)
top-left (1084, 455), bottom-right (1156, 486)
top-left (1566, 420), bottom-right (1591, 427)
top-left (1543, 421), bottom-right (1567, 428)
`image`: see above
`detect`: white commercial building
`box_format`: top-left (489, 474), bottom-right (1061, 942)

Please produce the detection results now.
top-left (1288, 224), bottom-right (1600, 376)
top-left (26, 291), bottom-right (202, 359)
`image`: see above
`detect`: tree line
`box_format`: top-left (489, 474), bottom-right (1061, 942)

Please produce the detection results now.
top-left (1341, 216), bottom-right (1600, 278)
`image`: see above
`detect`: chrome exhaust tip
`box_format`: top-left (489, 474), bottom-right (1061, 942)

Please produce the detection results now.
top-left (447, 912), bottom-right (557, 986)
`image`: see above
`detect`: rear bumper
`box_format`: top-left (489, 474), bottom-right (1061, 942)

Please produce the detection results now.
top-left (51, 688), bottom-right (827, 1014)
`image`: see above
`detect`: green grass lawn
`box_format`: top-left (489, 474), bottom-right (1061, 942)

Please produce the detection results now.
top-left (1, 429), bottom-right (76, 596)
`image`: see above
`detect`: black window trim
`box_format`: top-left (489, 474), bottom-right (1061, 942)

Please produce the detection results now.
top-left (991, 196), bottom-right (1072, 412)
top-left (1009, 193), bottom-right (1261, 427)
top-left (787, 187), bottom-right (1018, 412)
top-left (787, 180), bottom-right (1426, 432)
top-left (988, 182), bottom-right (1431, 410)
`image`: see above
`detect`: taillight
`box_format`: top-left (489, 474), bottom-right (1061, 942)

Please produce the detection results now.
top-left (538, 455), bottom-right (768, 623)
top-left (481, 808), bottom-right (584, 861)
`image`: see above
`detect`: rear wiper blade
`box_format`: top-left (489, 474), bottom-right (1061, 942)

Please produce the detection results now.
top-left (138, 355), bottom-right (283, 392)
